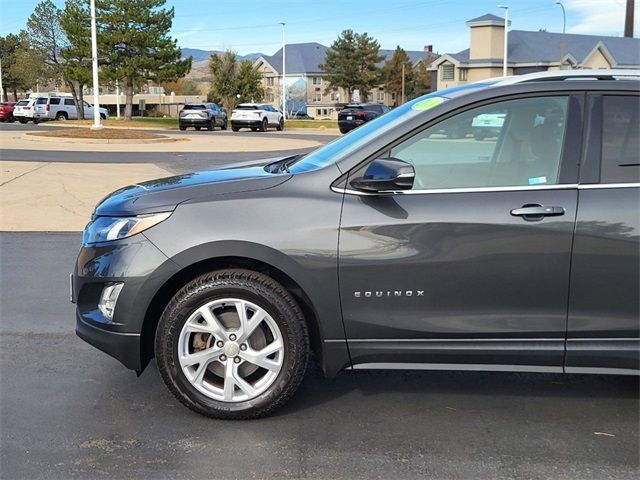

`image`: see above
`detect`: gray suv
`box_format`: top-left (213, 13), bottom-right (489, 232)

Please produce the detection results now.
top-left (72, 70), bottom-right (640, 419)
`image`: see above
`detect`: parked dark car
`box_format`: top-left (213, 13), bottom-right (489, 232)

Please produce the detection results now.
top-left (338, 103), bottom-right (391, 134)
top-left (0, 102), bottom-right (16, 122)
top-left (291, 111), bottom-right (314, 120)
top-left (179, 103), bottom-right (227, 131)
top-left (73, 70), bottom-right (639, 420)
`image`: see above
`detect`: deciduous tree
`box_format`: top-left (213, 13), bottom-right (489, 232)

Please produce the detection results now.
top-left (208, 52), bottom-right (263, 113)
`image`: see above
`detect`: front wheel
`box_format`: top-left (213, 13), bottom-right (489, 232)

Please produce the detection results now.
top-left (276, 118), bottom-right (284, 131)
top-left (221, 118), bottom-right (228, 130)
top-left (155, 269), bottom-right (309, 419)
top-left (260, 118), bottom-right (268, 132)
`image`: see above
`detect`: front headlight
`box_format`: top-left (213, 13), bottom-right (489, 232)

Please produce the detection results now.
top-left (83, 212), bottom-right (171, 245)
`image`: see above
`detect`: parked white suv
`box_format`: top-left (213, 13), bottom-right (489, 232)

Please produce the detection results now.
top-left (13, 99), bottom-right (37, 123)
top-left (230, 103), bottom-right (284, 132)
top-left (31, 94), bottom-right (109, 121)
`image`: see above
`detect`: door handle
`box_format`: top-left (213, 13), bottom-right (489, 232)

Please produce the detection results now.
top-left (510, 204), bottom-right (565, 220)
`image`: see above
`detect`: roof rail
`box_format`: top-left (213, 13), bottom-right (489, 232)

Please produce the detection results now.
top-left (478, 69), bottom-right (640, 86)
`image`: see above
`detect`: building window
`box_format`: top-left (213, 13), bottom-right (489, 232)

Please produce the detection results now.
top-left (459, 68), bottom-right (468, 81)
top-left (441, 64), bottom-right (455, 81)
top-left (316, 109), bottom-right (322, 116)
top-left (312, 77), bottom-right (322, 85)
top-left (266, 77), bottom-right (274, 86)
top-left (312, 93), bottom-right (321, 102)
top-left (377, 92), bottom-right (385, 102)
top-left (267, 93), bottom-right (275, 102)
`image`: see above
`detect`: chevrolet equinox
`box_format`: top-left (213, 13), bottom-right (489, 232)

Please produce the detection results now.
top-left (73, 70), bottom-right (640, 419)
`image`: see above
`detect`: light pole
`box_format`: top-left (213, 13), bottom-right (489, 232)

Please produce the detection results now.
top-left (90, 0), bottom-right (102, 129)
top-left (498, 5), bottom-right (509, 77)
top-left (556, 0), bottom-right (567, 67)
top-left (278, 21), bottom-right (286, 119)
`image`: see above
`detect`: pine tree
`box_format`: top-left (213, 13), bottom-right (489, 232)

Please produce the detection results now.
top-left (320, 30), bottom-right (383, 102)
top-left (60, 0), bottom-right (92, 119)
top-left (383, 47), bottom-right (413, 106)
top-left (96, 0), bottom-right (191, 119)
top-left (410, 58), bottom-right (436, 99)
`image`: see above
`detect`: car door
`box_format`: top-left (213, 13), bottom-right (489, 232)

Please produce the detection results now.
top-left (339, 93), bottom-right (583, 371)
top-left (566, 92), bottom-right (640, 374)
top-left (63, 98), bottom-right (76, 119)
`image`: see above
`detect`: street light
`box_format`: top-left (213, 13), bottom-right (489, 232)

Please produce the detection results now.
top-left (498, 5), bottom-right (509, 77)
top-left (278, 21), bottom-right (286, 119)
top-left (556, 0), bottom-right (567, 67)
top-left (89, 0), bottom-right (102, 129)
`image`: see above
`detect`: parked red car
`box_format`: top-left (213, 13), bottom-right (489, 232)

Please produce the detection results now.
top-left (0, 102), bottom-right (16, 122)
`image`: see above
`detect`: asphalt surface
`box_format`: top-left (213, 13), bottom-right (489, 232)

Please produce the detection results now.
top-left (0, 121), bottom-right (336, 174)
top-left (0, 232), bottom-right (638, 480)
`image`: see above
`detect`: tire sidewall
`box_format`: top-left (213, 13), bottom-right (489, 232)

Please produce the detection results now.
top-left (156, 272), bottom-right (307, 417)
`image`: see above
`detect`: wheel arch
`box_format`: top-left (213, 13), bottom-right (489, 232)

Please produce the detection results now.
top-left (140, 255), bottom-right (325, 373)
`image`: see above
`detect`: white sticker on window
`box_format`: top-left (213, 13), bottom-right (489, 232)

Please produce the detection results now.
top-left (528, 176), bottom-right (547, 185)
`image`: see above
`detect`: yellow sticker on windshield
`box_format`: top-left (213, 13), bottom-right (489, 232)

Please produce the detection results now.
top-left (411, 97), bottom-right (445, 111)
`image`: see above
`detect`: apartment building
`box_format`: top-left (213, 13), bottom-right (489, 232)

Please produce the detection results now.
top-left (430, 13), bottom-right (640, 90)
top-left (254, 42), bottom-right (431, 119)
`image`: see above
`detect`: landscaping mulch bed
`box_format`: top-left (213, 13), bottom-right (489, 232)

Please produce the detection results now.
top-left (28, 128), bottom-right (166, 140)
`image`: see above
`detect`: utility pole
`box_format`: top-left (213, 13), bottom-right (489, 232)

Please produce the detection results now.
top-left (116, 79), bottom-right (120, 119)
top-left (90, 0), bottom-right (102, 130)
top-left (401, 63), bottom-right (405, 105)
top-left (625, 0), bottom-right (635, 37)
top-left (498, 5), bottom-right (509, 77)
top-left (278, 22), bottom-right (286, 119)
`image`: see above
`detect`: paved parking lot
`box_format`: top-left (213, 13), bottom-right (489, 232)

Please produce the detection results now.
top-left (1, 232), bottom-right (638, 480)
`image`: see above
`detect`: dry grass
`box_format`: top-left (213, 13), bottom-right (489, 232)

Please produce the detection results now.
top-left (28, 128), bottom-right (166, 140)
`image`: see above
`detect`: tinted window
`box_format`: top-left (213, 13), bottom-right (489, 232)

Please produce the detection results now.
top-left (601, 95), bottom-right (640, 184)
top-left (390, 96), bottom-right (569, 190)
top-left (16, 100), bottom-right (29, 106)
top-left (35, 98), bottom-right (47, 105)
top-left (183, 104), bottom-right (205, 110)
top-left (65, 99), bottom-right (75, 106)
top-left (237, 105), bottom-right (259, 110)
top-left (49, 98), bottom-right (61, 105)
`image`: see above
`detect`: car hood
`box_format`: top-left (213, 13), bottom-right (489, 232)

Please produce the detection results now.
top-left (94, 165), bottom-right (291, 217)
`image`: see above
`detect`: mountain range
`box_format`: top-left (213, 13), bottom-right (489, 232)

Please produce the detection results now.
top-left (181, 48), bottom-right (264, 63)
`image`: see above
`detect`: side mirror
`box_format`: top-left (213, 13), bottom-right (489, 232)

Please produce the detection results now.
top-left (350, 157), bottom-right (415, 192)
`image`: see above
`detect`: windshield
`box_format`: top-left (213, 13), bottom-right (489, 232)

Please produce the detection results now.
top-left (287, 83), bottom-right (497, 174)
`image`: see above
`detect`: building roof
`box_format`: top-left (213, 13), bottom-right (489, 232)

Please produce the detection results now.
top-left (436, 21), bottom-right (639, 68)
top-left (256, 42), bottom-right (430, 75)
top-left (507, 30), bottom-right (639, 66)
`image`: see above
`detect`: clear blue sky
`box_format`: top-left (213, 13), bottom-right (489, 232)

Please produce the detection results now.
top-left (0, 0), bottom-right (637, 56)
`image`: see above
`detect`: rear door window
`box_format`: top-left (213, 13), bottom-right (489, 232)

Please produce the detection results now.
top-left (49, 98), bottom-right (61, 105)
top-left (600, 95), bottom-right (640, 184)
top-left (35, 98), bottom-right (47, 105)
top-left (65, 99), bottom-right (75, 106)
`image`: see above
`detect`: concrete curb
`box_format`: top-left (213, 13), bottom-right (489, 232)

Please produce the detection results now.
top-left (24, 133), bottom-right (184, 144)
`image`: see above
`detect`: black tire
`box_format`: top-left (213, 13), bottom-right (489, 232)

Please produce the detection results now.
top-left (8, 115), bottom-right (15, 123)
top-left (19, 118), bottom-right (28, 124)
top-left (195, 126), bottom-right (201, 131)
top-left (179, 125), bottom-right (187, 131)
top-left (155, 269), bottom-right (309, 420)
top-left (339, 128), bottom-right (349, 134)
top-left (33, 118), bottom-right (39, 125)
top-left (250, 127), bottom-right (258, 132)
top-left (207, 120), bottom-right (214, 131)
top-left (56, 112), bottom-right (68, 121)
top-left (221, 118), bottom-right (228, 130)
top-left (276, 118), bottom-right (284, 131)
top-left (260, 118), bottom-right (268, 132)
top-left (100, 113), bottom-right (106, 120)
top-left (231, 126), bottom-right (239, 132)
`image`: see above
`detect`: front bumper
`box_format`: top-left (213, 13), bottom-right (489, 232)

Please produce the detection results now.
top-left (73, 234), bottom-right (180, 371)
top-left (180, 117), bottom-right (210, 126)
top-left (231, 119), bottom-right (262, 127)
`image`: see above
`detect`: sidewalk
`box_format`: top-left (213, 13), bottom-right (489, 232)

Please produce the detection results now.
top-left (1, 161), bottom-right (173, 231)
top-left (0, 129), bottom-right (323, 153)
